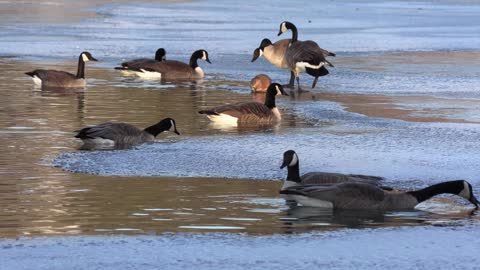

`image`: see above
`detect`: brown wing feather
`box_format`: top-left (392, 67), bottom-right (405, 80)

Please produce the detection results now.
top-left (201, 102), bottom-right (274, 122)
top-left (285, 182), bottom-right (386, 209)
top-left (76, 123), bottom-right (143, 140)
top-left (286, 40), bottom-right (328, 69)
top-left (30, 69), bottom-right (81, 87)
top-left (132, 60), bottom-right (194, 79)
top-left (121, 58), bottom-right (156, 68)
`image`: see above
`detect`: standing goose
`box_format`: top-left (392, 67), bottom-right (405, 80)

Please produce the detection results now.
top-left (278, 21), bottom-right (334, 90)
top-left (280, 150), bottom-right (384, 190)
top-left (252, 38), bottom-right (295, 88)
top-left (25, 51), bottom-right (98, 88)
top-left (114, 48), bottom-right (166, 78)
top-left (198, 83), bottom-right (288, 126)
top-left (250, 74), bottom-right (272, 93)
top-left (120, 49), bottom-right (211, 80)
top-left (280, 180), bottom-right (479, 210)
top-left (75, 117), bottom-right (179, 149)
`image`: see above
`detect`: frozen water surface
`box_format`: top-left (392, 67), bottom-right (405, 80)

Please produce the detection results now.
top-left (1, 226), bottom-right (480, 270)
top-left (1, 0), bottom-right (480, 268)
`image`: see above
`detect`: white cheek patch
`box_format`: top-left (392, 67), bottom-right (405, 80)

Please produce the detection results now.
top-left (259, 49), bottom-right (263, 57)
top-left (281, 23), bottom-right (287, 33)
top-left (289, 153), bottom-right (298, 167)
top-left (170, 120), bottom-right (175, 130)
top-left (32, 75), bottom-right (42, 86)
top-left (202, 51), bottom-right (207, 60)
top-left (459, 181), bottom-right (471, 199)
top-left (275, 85), bottom-right (282, 95)
top-left (82, 53), bottom-right (89, 62)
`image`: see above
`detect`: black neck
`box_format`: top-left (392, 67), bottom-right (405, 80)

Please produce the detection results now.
top-left (289, 24), bottom-right (298, 43)
top-left (76, 55), bottom-right (85, 79)
top-left (264, 90), bottom-right (277, 109)
top-left (286, 163), bottom-right (301, 182)
top-left (143, 121), bottom-right (170, 137)
top-left (407, 181), bottom-right (464, 203)
top-left (189, 55), bottom-right (199, 69)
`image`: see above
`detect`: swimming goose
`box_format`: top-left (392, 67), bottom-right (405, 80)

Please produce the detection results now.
top-left (198, 83), bottom-right (288, 126)
top-left (280, 180), bottom-right (479, 210)
top-left (25, 51), bottom-right (98, 88)
top-left (250, 74), bottom-right (272, 93)
top-left (280, 150), bottom-right (384, 190)
top-left (75, 117), bottom-right (179, 149)
top-left (114, 48), bottom-right (166, 78)
top-left (278, 21), bottom-right (335, 90)
top-left (120, 49), bottom-right (211, 80)
top-left (252, 38), bottom-right (295, 88)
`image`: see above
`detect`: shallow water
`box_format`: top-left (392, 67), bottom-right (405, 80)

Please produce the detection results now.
top-left (1, 0), bottom-right (480, 242)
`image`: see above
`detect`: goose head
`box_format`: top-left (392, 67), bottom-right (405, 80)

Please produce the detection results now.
top-left (164, 117), bottom-right (180, 135)
top-left (266, 83), bottom-right (289, 98)
top-left (280, 150), bottom-right (299, 169)
top-left (80, 51), bottom-right (98, 62)
top-left (192, 49), bottom-right (211, 64)
top-left (155, 48), bottom-right (166, 62)
top-left (457, 180), bottom-right (479, 209)
top-left (251, 38), bottom-right (273, 62)
top-left (278, 21), bottom-right (295, 36)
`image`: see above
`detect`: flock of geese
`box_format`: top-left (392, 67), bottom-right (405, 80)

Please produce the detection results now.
top-left (24, 21), bottom-right (479, 211)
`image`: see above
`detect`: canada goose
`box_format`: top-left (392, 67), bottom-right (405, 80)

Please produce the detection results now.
top-left (198, 83), bottom-right (288, 126)
top-left (118, 49), bottom-right (211, 80)
top-left (250, 74), bottom-right (272, 93)
top-left (114, 48), bottom-right (166, 78)
top-left (25, 51), bottom-right (98, 88)
top-left (75, 117), bottom-right (179, 149)
top-left (280, 150), bottom-right (384, 190)
top-left (280, 180), bottom-right (479, 210)
top-left (252, 38), bottom-right (295, 88)
top-left (278, 21), bottom-right (335, 90)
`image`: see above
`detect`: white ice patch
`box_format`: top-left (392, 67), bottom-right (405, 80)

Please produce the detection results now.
top-left (295, 61), bottom-right (326, 73)
top-left (32, 75), bottom-right (42, 86)
top-left (134, 69), bottom-right (162, 79)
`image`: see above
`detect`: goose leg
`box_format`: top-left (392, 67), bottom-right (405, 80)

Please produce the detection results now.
top-left (283, 71), bottom-right (295, 89)
top-left (312, 76), bottom-right (319, 88)
top-left (296, 76), bottom-right (303, 91)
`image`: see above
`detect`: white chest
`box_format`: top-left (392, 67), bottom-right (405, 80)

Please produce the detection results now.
top-left (271, 107), bottom-right (282, 121)
top-left (194, 67), bottom-right (204, 78)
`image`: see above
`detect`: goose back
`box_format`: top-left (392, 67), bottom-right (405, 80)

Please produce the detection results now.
top-left (301, 172), bottom-right (383, 186)
top-left (75, 122), bottom-right (154, 147)
top-left (201, 102), bottom-right (278, 123)
top-left (286, 40), bottom-right (329, 71)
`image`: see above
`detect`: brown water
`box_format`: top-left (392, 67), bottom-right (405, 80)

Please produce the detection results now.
top-left (1, 58), bottom-right (478, 238)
